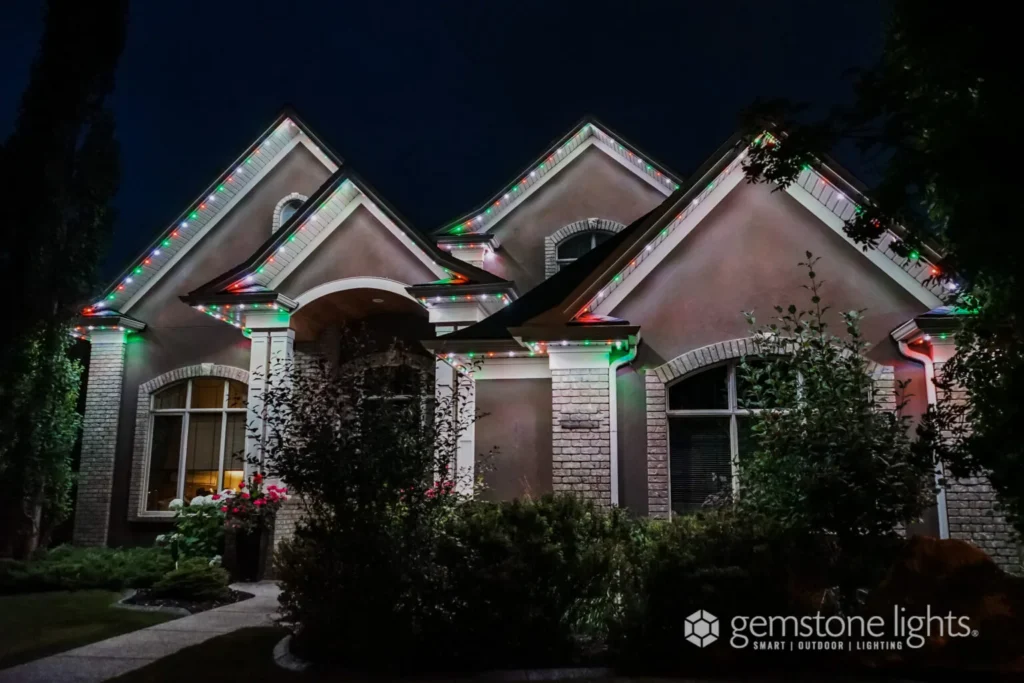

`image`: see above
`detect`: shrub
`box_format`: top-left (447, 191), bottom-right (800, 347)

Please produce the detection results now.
top-left (149, 558), bottom-right (231, 602)
top-left (428, 495), bottom-right (636, 669)
top-left (156, 496), bottom-right (224, 562)
top-left (0, 545), bottom-right (173, 594)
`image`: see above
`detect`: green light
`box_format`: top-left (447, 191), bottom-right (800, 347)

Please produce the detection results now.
top-left (660, 229), bottom-right (668, 237)
top-left (450, 296), bottom-right (457, 301)
top-left (289, 235), bottom-right (296, 242)
top-left (614, 275), bottom-right (621, 282)
top-left (467, 352), bottom-right (475, 358)
top-left (134, 267), bottom-right (142, 274)
top-left (162, 240), bottom-right (170, 247)
top-left (674, 184), bottom-right (680, 190)
top-left (190, 212), bottom-right (198, 220)
top-left (257, 267), bottom-right (264, 274)
top-left (940, 333), bottom-right (948, 340)
top-left (486, 208), bottom-right (492, 214)
top-left (217, 185), bottom-right (225, 192)
top-left (453, 226), bottom-right (463, 234)
top-left (583, 340), bottom-right (590, 346)
top-left (512, 186), bottom-right (519, 192)
top-left (909, 251), bottom-right (920, 261)
top-left (646, 165), bottom-right (652, 171)
top-left (107, 294), bottom-right (115, 300)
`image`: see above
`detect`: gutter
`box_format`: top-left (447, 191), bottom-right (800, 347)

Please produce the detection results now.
top-left (608, 342), bottom-right (639, 507)
top-left (896, 339), bottom-right (949, 539)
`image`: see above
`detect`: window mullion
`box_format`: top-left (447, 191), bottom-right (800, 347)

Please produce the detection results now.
top-left (177, 380), bottom-right (193, 501)
top-left (217, 381), bottom-right (229, 491)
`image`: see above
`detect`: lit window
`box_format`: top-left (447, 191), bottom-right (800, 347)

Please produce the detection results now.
top-left (666, 360), bottom-right (795, 513)
top-left (145, 378), bottom-right (247, 511)
top-left (556, 231), bottom-right (613, 271)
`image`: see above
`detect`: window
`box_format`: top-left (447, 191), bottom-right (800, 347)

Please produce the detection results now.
top-left (277, 199), bottom-right (303, 230)
top-left (667, 361), bottom-right (790, 514)
top-left (556, 231), bottom-right (613, 271)
top-left (145, 378), bottom-right (247, 512)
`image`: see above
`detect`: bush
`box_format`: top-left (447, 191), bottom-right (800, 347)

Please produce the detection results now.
top-left (0, 545), bottom-right (173, 594)
top-left (149, 558), bottom-right (231, 602)
top-left (156, 496), bottom-right (224, 562)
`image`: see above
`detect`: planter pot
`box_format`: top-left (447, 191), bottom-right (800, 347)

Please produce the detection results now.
top-left (233, 526), bottom-right (269, 582)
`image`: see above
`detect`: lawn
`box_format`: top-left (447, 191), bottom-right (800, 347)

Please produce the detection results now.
top-left (0, 590), bottom-right (176, 671)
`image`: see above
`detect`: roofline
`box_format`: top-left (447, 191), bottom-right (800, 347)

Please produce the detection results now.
top-left (432, 114), bottom-right (683, 236)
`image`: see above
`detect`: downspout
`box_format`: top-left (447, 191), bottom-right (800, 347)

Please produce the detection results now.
top-left (897, 339), bottom-right (949, 539)
top-left (609, 343), bottom-right (639, 507)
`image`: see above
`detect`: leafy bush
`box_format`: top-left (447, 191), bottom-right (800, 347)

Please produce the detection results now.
top-left (156, 496), bottom-right (224, 562)
top-left (148, 558), bottom-right (231, 602)
top-left (0, 545), bottom-right (173, 594)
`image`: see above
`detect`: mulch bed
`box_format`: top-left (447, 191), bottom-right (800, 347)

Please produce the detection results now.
top-left (125, 589), bottom-right (254, 614)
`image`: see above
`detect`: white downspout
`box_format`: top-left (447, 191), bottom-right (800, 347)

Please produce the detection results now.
top-left (608, 344), bottom-right (639, 507)
top-left (897, 339), bottom-right (949, 539)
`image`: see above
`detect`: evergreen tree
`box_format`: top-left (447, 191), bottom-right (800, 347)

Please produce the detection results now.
top-left (0, 0), bottom-right (128, 556)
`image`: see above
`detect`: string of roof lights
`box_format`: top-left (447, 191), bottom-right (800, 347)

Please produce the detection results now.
top-left (446, 123), bottom-right (680, 236)
top-left (438, 339), bottom-right (630, 372)
top-left (573, 133), bottom-right (953, 321)
top-left (84, 119), bottom-right (311, 316)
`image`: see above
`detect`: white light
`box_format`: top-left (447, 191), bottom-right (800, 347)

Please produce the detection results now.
top-left (236, 166), bottom-right (244, 174)
top-left (561, 340), bottom-right (568, 346)
top-left (946, 281), bottom-right (959, 291)
top-left (153, 249), bottom-right (160, 256)
top-left (508, 351), bottom-right (514, 357)
top-left (278, 246), bottom-right (286, 253)
top-left (246, 275), bottom-right (254, 282)
top-left (208, 195), bottom-right (216, 202)
top-left (609, 139), bottom-right (616, 146)
top-left (598, 290), bottom-right (605, 298)
top-left (924, 334), bottom-right (932, 341)
top-left (88, 325), bottom-right (94, 330)
top-left (692, 198), bottom-right (699, 206)
top-left (504, 194), bottom-right (510, 200)
top-left (476, 216), bottom-right (482, 222)
top-left (180, 221), bottom-right (188, 229)
top-left (645, 245), bottom-right (652, 252)
top-left (125, 278), bottom-right (133, 284)
top-left (836, 194), bottom-right (846, 202)
top-left (530, 171), bottom-right (536, 177)
top-left (480, 294), bottom-right (487, 299)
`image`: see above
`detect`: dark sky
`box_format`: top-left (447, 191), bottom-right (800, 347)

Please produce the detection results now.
top-left (1, 1), bottom-right (885, 279)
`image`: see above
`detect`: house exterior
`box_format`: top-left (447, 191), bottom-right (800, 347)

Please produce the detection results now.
top-left (71, 110), bottom-right (1020, 571)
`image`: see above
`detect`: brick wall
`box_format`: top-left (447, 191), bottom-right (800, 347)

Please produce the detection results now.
top-left (73, 333), bottom-right (127, 546)
top-left (551, 368), bottom-right (611, 504)
top-left (644, 372), bottom-right (669, 517)
top-left (935, 360), bottom-right (1021, 573)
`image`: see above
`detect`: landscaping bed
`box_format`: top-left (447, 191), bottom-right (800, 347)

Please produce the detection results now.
top-left (124, 587), bottom-right (253, 614)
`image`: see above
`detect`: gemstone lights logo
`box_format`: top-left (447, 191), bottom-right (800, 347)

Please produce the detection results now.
top-left (684, 610), bottom-right (719, 648)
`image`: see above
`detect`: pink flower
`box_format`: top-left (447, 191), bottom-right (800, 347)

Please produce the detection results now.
top-left (220, 506), bottom-right (228, 512)
top-left (254, 498), bottom-right (265, 507)
top-left (232, 507), bottom-right (240, 513)
top-left (212, 494), bottom-right (221, 501)
top-left (241, 492), bottom-right (250, 499)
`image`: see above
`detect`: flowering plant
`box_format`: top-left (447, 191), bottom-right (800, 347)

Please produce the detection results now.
top-left (156, 495), bottom-right (224, 562)
top-left (217, 473), bottom-right (288, 532)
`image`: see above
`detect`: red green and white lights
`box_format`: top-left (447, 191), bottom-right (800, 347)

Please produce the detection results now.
top-left (446, 123), bottom-right (680, 236)
top-left (438, 338), bottom-right (628, 373)
top-left (85, 119), bottom-right (305, 316)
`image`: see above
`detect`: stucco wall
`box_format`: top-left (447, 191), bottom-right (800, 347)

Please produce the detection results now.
top-left (277, 205), bottom-right (438, 298)
top-left (475, 378), bottom-right (553, 501)
top-left (610, 181), bottom-right (932, 515)
top-left (485, 148), bottom-right (665, 293)
top-left (106, 145), bottom-right (331, 545)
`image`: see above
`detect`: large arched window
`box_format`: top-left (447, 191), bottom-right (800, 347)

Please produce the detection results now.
top-left (145, 378), bottom-right (247, 511)
top-left (279, 199), bottom-right (302, 226)
top-left (556, 231), bottom-right (613, 271)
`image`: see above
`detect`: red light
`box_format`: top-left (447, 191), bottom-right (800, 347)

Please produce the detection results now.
top-left (199, 203), bottom-right (207, 210)
top-left (144, 259), bottom-right (151, 265)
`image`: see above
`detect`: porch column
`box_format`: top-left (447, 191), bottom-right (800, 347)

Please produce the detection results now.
top-left (243, 309), bottom-right (293, 474)
top-left (73, 329), bottom-right (128, 546)
top-left (547, 347), bottom-right (612, 506)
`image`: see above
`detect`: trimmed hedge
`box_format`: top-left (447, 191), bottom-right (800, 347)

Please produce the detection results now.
top-left (0, 546), bottom-right (173, 594)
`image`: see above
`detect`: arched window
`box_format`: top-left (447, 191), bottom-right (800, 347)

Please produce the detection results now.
top-left (556, 231), bottom-right (613, 271)
top-left (279, 199), bottom-right (302, 226)
top-left (144, 378), bottom-right (247, 511)
top-left (667, 360), bottom-right (793, 513)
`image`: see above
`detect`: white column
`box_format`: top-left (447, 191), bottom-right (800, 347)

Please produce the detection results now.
top-left (73, 329), bottom-right (128, 546)
top-left (245, 330), bottom-right (271, 472)
top-left (455, 370), bottom-right (476, 494)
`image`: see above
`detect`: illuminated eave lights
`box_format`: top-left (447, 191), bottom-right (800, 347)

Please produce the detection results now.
top-left (445, 123), bottom-right (679, 236)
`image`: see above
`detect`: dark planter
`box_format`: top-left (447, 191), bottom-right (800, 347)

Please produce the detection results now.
top-left (233, 526), bottom-right (268, 582)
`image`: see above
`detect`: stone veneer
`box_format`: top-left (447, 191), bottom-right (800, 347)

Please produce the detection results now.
top-left (551, 367), bottom-right (611, 504)
top-left (127, 364), bottom-right (249, 522)
top-left (645, 338), bottom-right (893, 519)
top-left (934, 360), bottom-right (1021, 572)
top-left (73, 332), bottom-right (128, 546)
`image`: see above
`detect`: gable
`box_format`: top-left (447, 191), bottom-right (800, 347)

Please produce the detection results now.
top-left (277, 204), bottom-right (439, 299)
top-left (609, 180), bottom-right (929, 367)
top-left (485, 146), bottom-right (666, 292)
top-left (130, 142), bottom-right (332, 328)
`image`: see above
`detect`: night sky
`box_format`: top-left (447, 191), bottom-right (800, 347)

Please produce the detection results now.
top-left (1, 1), bottom-right (884, 279)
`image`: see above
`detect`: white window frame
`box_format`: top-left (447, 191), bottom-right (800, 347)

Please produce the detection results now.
top-left (556, 230), bottom-right (613, 270)
top-left (144, 378), bottom-right (247, 511)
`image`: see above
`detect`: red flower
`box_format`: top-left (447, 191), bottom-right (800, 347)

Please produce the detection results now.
top-left (212, 494), bottom-right (221, 501)
top-left (254, 473), bottom-right (264, 484)
top-left (241, 492), bottom-right (250, 499)
top-left (254, 498), bottom-right (266, 507)
top-left (238, 483), bottom-right (245, 489)
top-left (220, 506), bottom-right (228, 512)
top-left (232, 507), bottom-right (240, 513)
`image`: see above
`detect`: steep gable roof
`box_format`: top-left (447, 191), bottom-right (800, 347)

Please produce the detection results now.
top-left (439, 130), bottom-right (952, 342)
top-left (84, 108), bottom-right (341, 317)
top-left (435, 116), bottom-right (682, 237)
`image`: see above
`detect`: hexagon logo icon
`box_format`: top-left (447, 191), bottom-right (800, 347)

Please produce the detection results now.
top-left (684, 610), bottom-right (719, 647)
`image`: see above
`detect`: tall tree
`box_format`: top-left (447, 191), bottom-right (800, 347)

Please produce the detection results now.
top-left (0, 0), bottom-right (128, 556)
top-left (739, 5), bottom-right (1023, 535)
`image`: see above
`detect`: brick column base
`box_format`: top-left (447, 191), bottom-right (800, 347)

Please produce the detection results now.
top-left (551, 368), bottom-right (611, 505)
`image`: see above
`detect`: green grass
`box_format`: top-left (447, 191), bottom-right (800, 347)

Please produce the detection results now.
top-left (0, 590), bottom-right (176, 671)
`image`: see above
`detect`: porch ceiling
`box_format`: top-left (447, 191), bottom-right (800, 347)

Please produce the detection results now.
top-left (291, 287), bottom-right (426, 342)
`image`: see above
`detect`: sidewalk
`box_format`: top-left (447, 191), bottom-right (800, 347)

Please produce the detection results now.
top-left (0, 583), bottom-right (281, 683)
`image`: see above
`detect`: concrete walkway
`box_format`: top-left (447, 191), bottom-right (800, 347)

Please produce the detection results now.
top-left (0, 582), bottom-right (281, 683)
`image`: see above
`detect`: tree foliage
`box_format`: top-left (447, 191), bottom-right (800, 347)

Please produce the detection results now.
top-left (0, 1), bottom-right (127, 555)
top-left (739, 4), bottom-right (1023, 534)
top-left (737, 256), bottom-right (935, 546)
